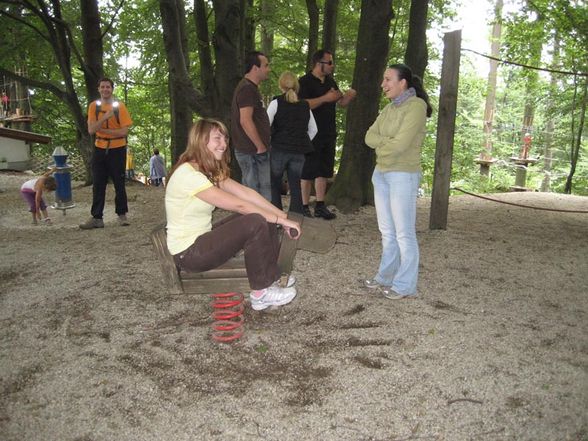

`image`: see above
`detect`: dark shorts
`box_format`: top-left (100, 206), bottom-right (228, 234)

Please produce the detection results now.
top-left (301, 136), bottom-right (336, 180)
top-left (21, 190), bottom-right (47, 212)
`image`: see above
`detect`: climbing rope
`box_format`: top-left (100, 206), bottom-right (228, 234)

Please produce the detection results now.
top-left (451, 187), bottom-right (588, 214)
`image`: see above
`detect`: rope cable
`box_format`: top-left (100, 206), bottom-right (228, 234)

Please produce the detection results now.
top-left (462, 48), bottom-right (588, 77)
top-left (451, 187), bottom-right (588, 213)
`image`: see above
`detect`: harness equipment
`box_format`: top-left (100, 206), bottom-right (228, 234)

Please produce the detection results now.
top-left (94, 100), bottom-right (126, 152)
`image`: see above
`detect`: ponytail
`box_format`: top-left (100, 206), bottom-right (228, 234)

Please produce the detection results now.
top-left (284, 89), bottom-right (298, 103)
top-left (278, 71), bottom-right (300, 103)
top-left (409, 75), bottom-right (433, 117)
top-left (388, 64), bottom-right (433, 117)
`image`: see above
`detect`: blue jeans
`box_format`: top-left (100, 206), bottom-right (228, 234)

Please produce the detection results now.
top-left (270, 150), bottom-right (305, 213)
top-left (235, 150), bottom-right (271, 201)
top-left (371, 169), bottom-right (421, 295)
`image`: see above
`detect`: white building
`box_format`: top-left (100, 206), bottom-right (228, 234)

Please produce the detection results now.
top-left (0, 127), bottom-right (51, 171)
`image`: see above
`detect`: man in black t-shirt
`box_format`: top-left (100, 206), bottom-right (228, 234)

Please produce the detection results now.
top-left (298, 49), bottom-right (356, 219)
top-left (231, 51), bottom-right (272, 200)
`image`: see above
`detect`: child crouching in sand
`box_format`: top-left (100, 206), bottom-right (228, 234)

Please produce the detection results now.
top-left (20, 169), bottom-right (57, 225)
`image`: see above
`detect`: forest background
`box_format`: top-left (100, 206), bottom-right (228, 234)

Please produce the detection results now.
top-left (0, 0), bottom-right (586, 210)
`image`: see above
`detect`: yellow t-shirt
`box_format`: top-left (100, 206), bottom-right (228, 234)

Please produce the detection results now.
top-left (165, 163), bottom-right (214, 255)
top-left (126, 148), bottom-right (134, 170)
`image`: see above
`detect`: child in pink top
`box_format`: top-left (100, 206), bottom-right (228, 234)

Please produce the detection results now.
top-left (20, 169), bottom-right (57, 225)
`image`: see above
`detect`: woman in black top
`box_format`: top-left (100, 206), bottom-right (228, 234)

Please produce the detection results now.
top-left (267, 71), bottom-right (318, 214)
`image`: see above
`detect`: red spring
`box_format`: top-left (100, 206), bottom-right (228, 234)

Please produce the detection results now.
top-left (210, 292), bottom-right (245, 342)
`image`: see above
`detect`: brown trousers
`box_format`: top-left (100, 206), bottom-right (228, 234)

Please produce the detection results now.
top-left (173, 213), bottom-right (280, 290)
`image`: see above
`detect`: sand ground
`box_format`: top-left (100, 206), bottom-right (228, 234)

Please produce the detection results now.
top-left (0, 171), bottom-right (587, 441)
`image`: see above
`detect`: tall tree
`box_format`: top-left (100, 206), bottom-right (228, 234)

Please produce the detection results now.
top-left (403, 0), bottom-right (429, 78)
top-left (326, 0), bottom-right (394, 211)
top-left (159, 0), bottom-right (196, 163)
top-left (80, 0), bottom-right (104, 101)
top-left (478, 0), bottom-right (503, 176)
top-left (305, 0), bottom-right (319, 70)
top-left (503, 0), bottom-right (587, 193)
top-left (159, 0), bottom-right (246, 161)
top-left (322, 0), bottom-right (339, 54)
top-left (260, 0), bottom-right (274, 57)
top-left (0, 0), bottom-right (106, 182)
top-left (564, 76), bottom-right (587, 194)
top-left (240, 0), bottom-right (255, 61)
top-left (540, 34), bottom-right (559, 192)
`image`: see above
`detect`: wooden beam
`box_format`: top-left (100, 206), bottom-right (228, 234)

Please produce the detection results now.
top-left (429, 30), bottom-right (462, 230)
top-left (0, 126), bottom-right (51, 144)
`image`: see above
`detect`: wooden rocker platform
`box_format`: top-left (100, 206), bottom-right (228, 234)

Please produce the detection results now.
top-left (151, 212), bottom-right (336, 295)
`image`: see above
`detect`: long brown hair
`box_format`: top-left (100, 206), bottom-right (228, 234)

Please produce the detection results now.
top-left (168, 118), bottom-right (231, 185)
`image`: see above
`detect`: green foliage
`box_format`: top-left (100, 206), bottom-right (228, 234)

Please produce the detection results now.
top-left (2, 0), bottom-right (585, 194)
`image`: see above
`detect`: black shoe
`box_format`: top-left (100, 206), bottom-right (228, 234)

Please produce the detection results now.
top-left (302, 206), bottom-right (313, 218)
top-left (314, 205), bottom-right (336, 220)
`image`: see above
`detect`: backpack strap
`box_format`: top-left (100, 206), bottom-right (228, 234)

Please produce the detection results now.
top-left (94, 100), bottom-right (124, 150)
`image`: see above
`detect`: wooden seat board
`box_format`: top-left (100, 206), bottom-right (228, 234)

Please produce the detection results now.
top-left (151, 212), bottom-right (337, 295)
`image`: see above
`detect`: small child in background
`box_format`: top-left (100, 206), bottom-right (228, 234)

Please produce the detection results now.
top-left (20, 169), bottom-right (57, 225)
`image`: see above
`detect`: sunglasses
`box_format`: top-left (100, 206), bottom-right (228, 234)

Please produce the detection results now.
top-left (319, 60), bottom-right (333, 66)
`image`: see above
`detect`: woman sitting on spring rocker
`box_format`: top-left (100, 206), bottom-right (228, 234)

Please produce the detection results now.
top-left (165, 118), bottom-right (301, 311)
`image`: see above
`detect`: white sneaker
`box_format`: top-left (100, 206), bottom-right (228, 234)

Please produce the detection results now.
top-left (250, 286), bottom-right (297, 311)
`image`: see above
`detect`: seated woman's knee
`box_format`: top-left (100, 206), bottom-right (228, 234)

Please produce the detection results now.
top-left (242, 213), bottom-right (266, 231)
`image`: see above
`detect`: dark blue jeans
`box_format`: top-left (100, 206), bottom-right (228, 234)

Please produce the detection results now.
top-left (235, 150), bottom-right (271, 201)
top-left (270, 149), bottom-right (305, 214)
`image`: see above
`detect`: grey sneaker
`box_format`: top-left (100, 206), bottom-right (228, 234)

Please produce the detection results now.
top-left (79, 217), bottom-right (104, 229)
top-left (381, 288), bottom-right (413, 300)
top-left (118, 215), bottom-right (130, 226)
top-left (250, 286), bottom-right (297, 311)
top-left (363, 279), bottom-right (380, 289)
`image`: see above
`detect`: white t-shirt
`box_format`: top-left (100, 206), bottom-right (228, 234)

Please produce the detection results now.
top-left (165, 163), bottom-right (214, 255)
top-left (21, 178), bottom-right (39, 192)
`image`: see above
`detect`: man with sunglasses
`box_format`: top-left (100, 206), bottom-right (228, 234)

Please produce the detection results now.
top-left (298, 49), bottom-right (356, 219)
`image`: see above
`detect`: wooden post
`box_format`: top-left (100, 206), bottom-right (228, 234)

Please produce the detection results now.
top-left (429, 30), bottom-right (461, 230)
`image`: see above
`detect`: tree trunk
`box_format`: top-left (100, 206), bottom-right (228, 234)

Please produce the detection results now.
top-left (213, 0), bottom-right (249, 179)
top-left (517, 14), bottom-right (543, 162)
top-left (564, 76), bottom-right (587, 194)
top-left (260, 0), bottom-right (274, 57)
top-left (80, 0), bottom-right (104, 101)
top-left (194, 0), bottom-right (216, 105)
top-left (212, 0), bottom-right (248, 124)
top-left (403, 0), bottom-right (429, 78)
top-left (322, 0), bottom-right (339, 54)
top-left (239, 0), bottom-right (255, 62)
top-left (326, 0), bottom-right (394, 212)
top-left (305, 0), bottom-right (319, 70)
top-left (160, 0), bottom-right (248, 170)
top-left (541, 34), bottom-right (559, 192)
top-left (159, 0), bottom-right (195, 161)
top-left (479, 0), bottom-right (502, 174)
